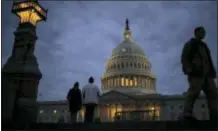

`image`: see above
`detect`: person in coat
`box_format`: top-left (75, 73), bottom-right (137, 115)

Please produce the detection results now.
top-left (67, 82), bottom-right (82, 123)
top-left (181, 26), bottom-right (217, 121)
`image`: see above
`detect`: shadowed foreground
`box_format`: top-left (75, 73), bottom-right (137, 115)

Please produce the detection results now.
top-left (3, 121), bottom-right (217, 130)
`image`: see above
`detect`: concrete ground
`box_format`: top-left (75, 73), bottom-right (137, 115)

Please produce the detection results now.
top-left (2, 120), bottom-right (217, 130)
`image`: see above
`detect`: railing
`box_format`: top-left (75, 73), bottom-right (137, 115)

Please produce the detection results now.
top-left (114, 110), bottom-right (159, 121)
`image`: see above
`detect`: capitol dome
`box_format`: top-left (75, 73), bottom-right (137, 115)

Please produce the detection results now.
top-left (101, 19), bottom-right (156, 94)
top-left (111, 39), bottom-right (145, 56)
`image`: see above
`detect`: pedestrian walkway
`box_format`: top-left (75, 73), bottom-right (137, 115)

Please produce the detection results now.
top-left (3, 120), bottom-right (217, 130)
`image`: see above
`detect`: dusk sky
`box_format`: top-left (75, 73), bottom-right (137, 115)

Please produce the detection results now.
top-left (2, 1), bottom-right (217, 101)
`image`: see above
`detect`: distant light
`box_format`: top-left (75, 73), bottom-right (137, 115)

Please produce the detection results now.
top-left (53, 110), bottom-right (57, 113)
top-left (39, 110), bottom-right (43, 114)
top-left (151, 107), bottom-right (155, 110)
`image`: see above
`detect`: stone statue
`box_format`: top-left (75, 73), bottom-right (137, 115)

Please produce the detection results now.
top-left (181, 26), bottom-right (218, 121)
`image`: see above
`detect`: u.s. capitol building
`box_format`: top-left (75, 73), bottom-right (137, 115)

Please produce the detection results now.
top-left (37, 19), bottom-right (208, 123)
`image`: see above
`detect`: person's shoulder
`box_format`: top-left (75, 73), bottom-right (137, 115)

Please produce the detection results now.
top-left (186, 38), bottom-right (196, 45)
top-left (201, 40), bottom-right (207, 45)
top-left (83, 84), bottom-right (92, 90)
top-left (82, 84), bottom-right (88, 89)
top-left (91, 84), bottom-right (98, 88)
top-left (69, 88), bottom-right (73, 92)
top-left (94, 84), bottom-right (100, 91)
top-left (184, 38), bottom-right (199, 49)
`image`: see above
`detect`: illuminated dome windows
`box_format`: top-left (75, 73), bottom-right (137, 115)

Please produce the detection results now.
top-left (121, 77), bottom-right (137, 87)
top-left (106, 59), bottom-right (151, 72)
top-left (102, 76), bottom-right (156, 89)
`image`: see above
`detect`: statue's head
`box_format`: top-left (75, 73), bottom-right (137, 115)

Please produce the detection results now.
top-left (194, 26), bottom-right (206, 40)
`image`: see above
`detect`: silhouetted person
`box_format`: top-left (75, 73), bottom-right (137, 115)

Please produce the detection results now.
top-left (181, 26), bottom-right (218, 121)
top-left (82, 77), bottom-right (100, 123)
top-left (67, 82), bottom-right (82, 123)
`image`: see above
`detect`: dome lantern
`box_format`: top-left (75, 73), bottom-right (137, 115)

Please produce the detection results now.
top-left (124, 18), bottom-right (132, 41)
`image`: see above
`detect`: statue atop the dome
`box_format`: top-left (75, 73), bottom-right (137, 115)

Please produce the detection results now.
top-left (125, 18), bottom-right (130, 30)
top-left (124, 18), bottom-right (132, 40)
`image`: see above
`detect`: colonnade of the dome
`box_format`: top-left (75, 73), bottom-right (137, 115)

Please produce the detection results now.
top-left (102, 75), bottom-right (156, 89)
top-left (106, 55), bottom-right (151, 72)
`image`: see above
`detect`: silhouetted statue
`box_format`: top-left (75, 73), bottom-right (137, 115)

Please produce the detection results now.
top-left (67, 82), bottom-right (82, 123)
top-left (181, 26), bottom-right (218, 121)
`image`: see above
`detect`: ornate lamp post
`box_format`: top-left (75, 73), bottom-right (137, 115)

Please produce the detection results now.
top-left (2, 0), bottom-right (47, 124)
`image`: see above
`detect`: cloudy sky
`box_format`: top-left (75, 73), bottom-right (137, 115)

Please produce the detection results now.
top-left (2, 1), bottom-right (217, 101)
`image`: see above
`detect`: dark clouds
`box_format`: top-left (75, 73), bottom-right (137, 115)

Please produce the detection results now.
top-left (2, 1), bottom-right (217, 101)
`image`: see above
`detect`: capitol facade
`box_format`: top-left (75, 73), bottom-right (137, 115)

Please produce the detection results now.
top-left (37, 19), bottom-right (208, 123)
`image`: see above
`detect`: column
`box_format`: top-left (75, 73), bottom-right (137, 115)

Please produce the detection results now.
top-left (125, 76), bottom-right (127, 87)
top-left (108, 105), bottom-right (110, 121)
top-left (111, 78), bottom-right (114, 87)
top-left (123, 76), bottom-right (125, 87)
top-left (150, 79), bottom-right (152, 89)
top-left (102, 80), bottom-right (104, 88)
top-left (151, 79), bottom-right (153, 89)
top-left (127, 76), bottom-right (130, 87)
top-left (117, 77), bottom-right (119, 87)
top-left (114, 77), bottom-right (116, 87)
top-left (115, 77), bottom-right (117, 87)
top-left (145, 77), bottom-right (147, 88)
top-left (138, 76), bottom-right (141, 88)
top-left (142, 77), bottom-right (144, 88)
top-left (120, 76), bottom-right (122, 87)
top-left (113, 77), bottom-right (116, 87)
top-left (117, 76), bottom-right (120, 87)
top-left (148, 78), bottom-right (150, 89)
top-left (94, 106), bottom-right (100, 118)
top-left (141, 77), bottom-right (143, 88)
top-left (155, 104), bottom-right (160, 120)
top-left (159, 102), bottom-right (168, 120)
top-left (132, 77), bottom-right (134, 87)
top-left (110, 78), bottom-right (112, 88)
top-left (109, 78), bottom-right (110, 88)
top-left (142, 77), bottom-right (145, 88)
top-left (154, 80), bottom-right (156, 90)
top-left (124, 76), bottom-right (126, 87)
top-left (106, 78), bottom-right (108, 88)
top-left (105, 79), bottom-right (107, 88)
top-left (131, 76), bottom-right (134, 87)
top-left (148, 104), bottom-right (154, 120)
top-left (134, 76), bottom-right (137, 87)
top-left (105, 78), bottom-right (107, 88)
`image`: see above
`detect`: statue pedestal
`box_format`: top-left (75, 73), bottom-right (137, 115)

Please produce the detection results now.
top-left (17, 98), bottom-right (39, 124)
top-left (2, 77), bottom-right (15, 124)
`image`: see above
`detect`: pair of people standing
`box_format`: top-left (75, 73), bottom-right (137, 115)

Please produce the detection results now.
top-left (67, 77), bottom-right (100, 123)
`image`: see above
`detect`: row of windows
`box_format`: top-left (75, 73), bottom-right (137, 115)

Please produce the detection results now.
top-left (39, 108), bottom-right (69, 114)
top-left (169, 104), bottom-right (205, 110)
top-left (110, 55), bottom-right (147, 61)
top-left (39, 103), bottom-right (206, 114)
top-left (106, 62), bottom-right (150, 71)
top-left (102, 77), bottom-right (155, 88)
